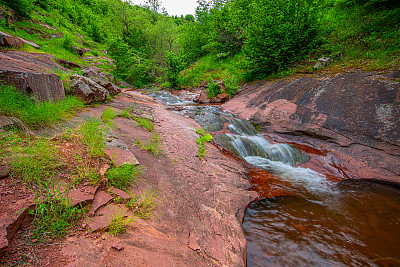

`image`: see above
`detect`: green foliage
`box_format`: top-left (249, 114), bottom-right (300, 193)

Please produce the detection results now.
top-left (79, 118), bottom-right (105, 157)
top-left (0, 84), bottom-right (83, 128)
top-left (207, 76), bottom-right (240, 98)
top-left (105, 164), bottom-right (141, 190)
top-left (195, 128), bottom-right (213, 159)
top-left (243, 0), bottom-right (320, 79)
top-left (135, 117), bottom-right (154, 132)
top-left (126, 188), bottom-right (159, 219)
top-left (4, 0), bottom-right (34, 17)
top-left (207, 80), bottom-right (221, 98)
top-left (30, 183), bottom-right (84, 241)
top-left (164, 51), bottom-right (186, 88)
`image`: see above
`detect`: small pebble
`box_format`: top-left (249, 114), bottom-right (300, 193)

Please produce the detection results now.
top-left (111, 244), bottom-right (124, 251)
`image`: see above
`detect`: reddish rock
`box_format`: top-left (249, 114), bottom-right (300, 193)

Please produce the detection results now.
top-left (111, 243), bottom-right (124, 251)
top-left (56, 58), bottom-right (80, 69)
top-left (188, 231), bottom-right (201, 251)
top-left (211, 92), bottom-right (230, 103)
top-left (0, 71), bottom-right (65, 102)
top-left (108, 187), bottom-right (131, 201)
top-left (105, 147), bottom-right (139, 167)
top-left (0, 166), bottom-right (9, 179)
top-left (86, 204), bottom-right (129, 232)
top-left (223, 72), bottom-right (400, 183)
top-left (0, 31), bottom-right (24, 48)
top-left (194, 90), bottom-right (211, 104)
top-left (67, 186), bottom-right (98, 208)
top-left (100, 164), bottom-right (111, 176)
top-left (88, 190), bottom-right (114, 216)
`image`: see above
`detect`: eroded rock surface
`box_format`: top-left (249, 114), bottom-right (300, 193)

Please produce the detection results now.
top-left (223, 72), bottom-right (400, 183)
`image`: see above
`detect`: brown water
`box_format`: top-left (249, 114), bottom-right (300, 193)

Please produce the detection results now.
top-left (243, 180), bottom-right (400, 267)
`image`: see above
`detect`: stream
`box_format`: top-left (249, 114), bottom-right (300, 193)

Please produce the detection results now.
top-left (150, 91), bottom-right (400, 267)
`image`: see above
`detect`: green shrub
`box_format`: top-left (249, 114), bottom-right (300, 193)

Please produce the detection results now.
top-left (4, 0), bottom-right (34, 17)
top-left (195, 128), bottom-right (213, 159)
top-left (207, 81), bottom-right (221, 98)
top-left (164, 51), bottom-right (186, 88)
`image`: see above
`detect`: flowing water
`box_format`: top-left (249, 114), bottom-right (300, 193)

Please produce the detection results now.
top-left (150, 91), bottom-right (400, 267)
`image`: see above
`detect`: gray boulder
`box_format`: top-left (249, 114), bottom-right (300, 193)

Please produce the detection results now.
top-left (71, 74), bottom-right (109, 103)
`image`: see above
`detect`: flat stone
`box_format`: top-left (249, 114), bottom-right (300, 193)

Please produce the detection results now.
top-left (86, 204), bottom-right (129, 232)
top-left (67, 186), bottom-right (98, 208)
top-left (111, 243), bottom-right (124, 251)
top-left (100, 164), bottom-right (111, 176)
top-left (105, 147), bottom-right (139, 167)
top-left (88, 190), bottom-right (113, 216)
top-left (108, 187), bottom-right (131, 201)
top-left (188, 231), bottom-right (201, 251)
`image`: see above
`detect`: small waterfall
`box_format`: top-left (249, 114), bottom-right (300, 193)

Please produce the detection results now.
top-left (150, 91), bottom-right (333, 193)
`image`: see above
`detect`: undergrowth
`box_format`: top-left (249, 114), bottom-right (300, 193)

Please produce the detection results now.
top-left (107, 213), bottom-right (134, 236)
top-left (126, 188), bottom-right (159, 219)
top-left (101, 107), bottom-right (117, 128)
top-left (0, 84), bottom-right (84, 129)
top-left (79, 118), bottom-right (105, 157)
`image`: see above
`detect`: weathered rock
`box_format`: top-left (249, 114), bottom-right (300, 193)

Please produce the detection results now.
top-left (56, 58), bottom-right (80, 69)
top-left (73, 46), bottom-right (85, 57)
top-left (194, 90), bottom-right (211, 104)
top-left (88, 190), bottom-right (113, 216)
top-left (67, 186), bottom-right (98, 208)
top-left (82, 68), bottom-right (120, 96)
top-left (86, 204), bottom-right (129, 232)
top-left (105, 73), bottom-right (117, 84)
top-left (111, 243), bottom-right (124, 251)
top-left (70, 74), bottom-right (109, 102)
top-left (18, 37), bottom-right (40, 49)
top-left (105, 147), bottom-right (139, 167)
top-left (0, 31), bottom-right (24, 48)
top-left (0, 166), bottom-right (9, 179)
top-left (108, 187), bottom-right (131, 201)
top-left (0, 71), bottom-right (65, 102)
top-left (313, 57), bottom-right (331, 69)
top-left (211, 92), bottom-right (230, 103)
top-left (223, 72), bottom-right (400, 183)
top-left (70, 80), bottom-right (95, 104)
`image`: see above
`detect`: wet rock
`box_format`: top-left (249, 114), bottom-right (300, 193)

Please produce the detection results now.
top-left (88, 190), bottom-right (113, 216)
top-left (70, 74), bottom-right (109, 102)
top-left (56, 58), bottom-right (80, 69)
top-left (0, 31), bottom-right (24, 48)
top-left (111, 243), bottom-right (124, 251)
top-left (313, 57), bottom-right (331, 69)
top-left (105, 147), bottom-right (139, 167)
top-left (194, 90), bottom-right (211, 104)
top-left (223, 72), bottom-right (400, 183)
top-left (0, 71), bottom-right (65, 102)
top-left (0, 166), bottom-right (9, 179)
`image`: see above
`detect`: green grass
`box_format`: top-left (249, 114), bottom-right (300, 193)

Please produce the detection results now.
top-left (79, 118), bottom-right (105, 157)
top-left (30, 182), bottom-right (84, 242)
top-left (0, 84), bottom-right (84, 129)
top-left (105, 164), bottom-right (142, 191)
top-left (7, 134), bottom-right (62, 185)
top-left (107, 213), bottom-right (134, 236)
top-left (126, 188), bottom-right (159, 219)
top-left (101, 107), bottom-right (117, 128)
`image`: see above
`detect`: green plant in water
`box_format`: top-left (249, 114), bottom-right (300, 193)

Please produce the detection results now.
top-left (79, 118), bottom-right (105, 157)
top-left (105, 164), bottom-right (142, 191)
top-left (126, 188), bottom-right (159, 219)
top-left (195, 128), bottom-right (213, 159)
top-left (101, 107), bottom-right (117, 128)
top-left (30, 182), bottom-right (84, 242)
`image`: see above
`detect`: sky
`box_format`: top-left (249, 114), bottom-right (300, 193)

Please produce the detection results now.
top-left (134, 0), bottom-right (198, 16)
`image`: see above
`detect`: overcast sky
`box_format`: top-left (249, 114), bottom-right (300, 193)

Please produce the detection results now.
top-left (134, 0), bottom-right (198, 16)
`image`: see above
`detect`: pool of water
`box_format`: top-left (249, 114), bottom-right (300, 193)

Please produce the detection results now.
top-left (244, 180), bottom-right (400, 267)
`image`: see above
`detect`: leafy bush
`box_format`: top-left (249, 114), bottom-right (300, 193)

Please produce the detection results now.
top-left (164, 51), bottom-right (186, 88)
top-left (195, 128), bottom-right (213, 159)
top-left (207, 80), bottom-right (222, 98)
top-left (243, 0), bottom-right (320, 79)
top-left (4, 0), bottom-right (34, 17)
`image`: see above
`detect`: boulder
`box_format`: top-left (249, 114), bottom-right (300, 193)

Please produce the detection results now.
top-left (82, 68), bottom-right (121, 96)
top-left (223, 72), bottom-right (400, 183)
top-left (70, 80), bottom-right (95, 104)
top-left (194, 90), bottom-right (211, 104)
top-left (313, 57), bottom-right (331, 69)
top-left (0, 71), bottom-right (65, 102)
top-left (70, 74), bottom-right (109, 102)
top-left (211, 93), bottom-right (230, 103)
top-left (0, 31), bottom-right (24, 48)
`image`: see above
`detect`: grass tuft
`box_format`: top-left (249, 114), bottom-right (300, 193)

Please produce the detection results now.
top-left (126, 188), bottom-right (159, 219)
top-left (105, 164), bottom-right (142, 191)
top-left (101, 107), bottom-right (117, 128)
top-left (79, 118), bottom-right (105, 157)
